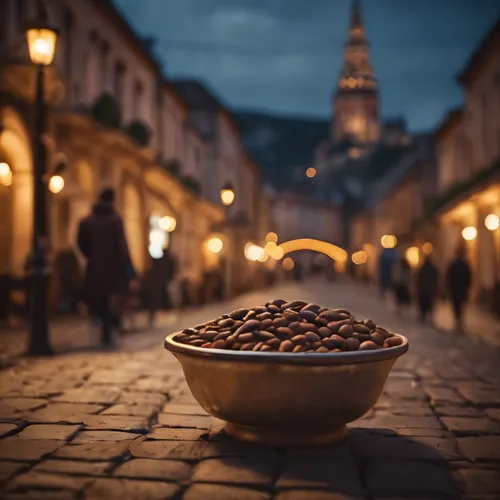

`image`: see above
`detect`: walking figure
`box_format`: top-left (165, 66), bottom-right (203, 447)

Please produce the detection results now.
top-left (416, 254), bottom-right (439, 324)
top-left (392, 256), bottom-right (412, 315)
top-left (446, 245), bottom-right (472, 332)
top-left (77, 188), bottom-right (134, 347)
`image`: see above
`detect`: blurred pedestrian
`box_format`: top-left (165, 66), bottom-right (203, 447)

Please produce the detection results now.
top-left (77, 188), bottom-right (134, 347)
top-left (378, 247), bottom-right (398, 299)
top-left (392, 255), bottom-right (412, 315)
top-left (416, 254), bottom-right (439, 324)
top-left (446, 245), bottom-right (472, 332)
top-left (144, 247), bottom-right (177, 327)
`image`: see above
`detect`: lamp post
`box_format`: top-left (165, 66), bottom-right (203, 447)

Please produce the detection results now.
top-left (25, 7), bottom-right (58, 355)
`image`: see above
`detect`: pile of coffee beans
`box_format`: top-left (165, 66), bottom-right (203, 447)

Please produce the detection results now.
top-left (174, 299), bottom-right (403, 353)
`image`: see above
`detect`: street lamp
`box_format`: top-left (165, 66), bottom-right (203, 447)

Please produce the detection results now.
top-left (25, 7), bottom-right (59, 355)
top-left (220, 181), bottom-right (235, 207)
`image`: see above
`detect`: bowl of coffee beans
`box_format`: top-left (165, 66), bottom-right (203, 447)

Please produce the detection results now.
top-left (165, 299), bottom-right (408, 446)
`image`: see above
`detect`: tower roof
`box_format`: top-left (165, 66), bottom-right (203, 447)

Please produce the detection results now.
top-left (350, 0), bottom-right (362, 29)
top-left (336, 0), bottom-right (377, 94)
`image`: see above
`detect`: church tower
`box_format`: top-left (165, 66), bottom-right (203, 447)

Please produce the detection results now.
top-left (332, 0), bottom-right (381, 145)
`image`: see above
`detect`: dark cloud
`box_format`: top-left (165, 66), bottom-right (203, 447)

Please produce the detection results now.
top-left (115, 0), bottom-right (499, 130)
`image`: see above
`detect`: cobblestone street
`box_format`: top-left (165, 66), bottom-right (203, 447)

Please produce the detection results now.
top-left (1, 279), bottom-right (500, 499)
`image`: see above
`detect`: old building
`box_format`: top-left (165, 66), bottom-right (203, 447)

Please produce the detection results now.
top-left (432, 19), bottom-right (500, 310)
top-left (0, 0), bottom-right (243, 312)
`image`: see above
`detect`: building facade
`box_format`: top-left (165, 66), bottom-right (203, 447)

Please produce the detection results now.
top-left (0, 0), bottom-right (266, 313)
top-left (433, 19), bottom-right (500, 308)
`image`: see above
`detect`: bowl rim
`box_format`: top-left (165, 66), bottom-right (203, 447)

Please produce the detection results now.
top-left (164, 330), bottom-right (409, 366)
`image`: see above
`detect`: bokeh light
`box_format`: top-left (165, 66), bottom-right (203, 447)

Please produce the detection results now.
top-left (159, 215), bottom-right (176, 232)
top-left (282, 257), bottom-right (295, 271)
top-left (207, 237), bottom-right (223, 254)
top-left (306, 167), bottom-right (316, 178)
top-left (462, 226), bottom-right (477, 241)
top-left (381, 235), bottom-right (397, 249)
top-left (422, 242), bottom-right (433, 255)
top-left (351, 250), bottom-right (368, 265)
top-left (405, 246), bottom-right (420, 268)
top-left (48, 175), bottom-right (64, 194)
top-left (485, 214), bottom-right (499, 231)
top-left (266, 232), bottom-right (278, 243)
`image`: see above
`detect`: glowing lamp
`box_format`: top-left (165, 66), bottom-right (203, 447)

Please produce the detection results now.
top-left (26, 24), bottom-right (58, 66)
top-left (220, 181), bottom-right (235, 206)
top-left (381, 235), bottom-right (397, 249)
top-left (462, 226), bottom-right (477, 241)
top-left (48, 175), bottom-right (64, 194)
top-left (207, 237), bottom-right (223, 254)
top-left (485, 214), bottom-right (499, 231)
top-left (159, 215), bottom-right (176, 232)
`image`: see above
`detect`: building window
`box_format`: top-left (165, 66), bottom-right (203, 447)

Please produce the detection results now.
top-left (113, 61), bottom-right (126, 107)
top-left (132, 80), bottom-right (143, 118)
top-left (100, 40), bottom-right (110, 92)
top-left (63, 9), bottom-right (75, 80)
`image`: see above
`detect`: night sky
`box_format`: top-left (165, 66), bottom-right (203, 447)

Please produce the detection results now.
top-left (115, 0), bottom-right (499, 131)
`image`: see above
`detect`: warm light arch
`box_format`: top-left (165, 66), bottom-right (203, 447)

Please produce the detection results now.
top-left (278, 238), bottom-right (348, 263)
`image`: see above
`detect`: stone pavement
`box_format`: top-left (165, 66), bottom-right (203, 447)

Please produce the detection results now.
top-left (0, 279), bottom-right (500, 499)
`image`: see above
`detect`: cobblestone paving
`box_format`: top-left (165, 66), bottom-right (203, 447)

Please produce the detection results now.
top-left (0, 279), bottom-right (499, 499)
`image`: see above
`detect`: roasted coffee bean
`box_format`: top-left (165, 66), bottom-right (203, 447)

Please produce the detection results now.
top-left (240, 342), bottom-right (257, 351)
top-left (337, 324), bottom-right (354, 338)
top-left (189, 339), bottom-right (205, 346)
top-left (252, 342), bottom-right (264, 352)
top-left (352, 332), bottom-right (371, 342)
top-left (345, 337), bottom-right (360, 351)
top-left (218, 318), bottom-right (235, 328)
top-left (301, 323), bottom-right (318, 334)
top-left (260, 319), bottom-right (273, 330)
top-left (226, 335), bottom-right (238, 345)
top-left (291, 334), bottom-right (307, 345)
top-left (299, 310), bottom-right (317, 322)
top-left (177, 301), bottom-right (399, 354)
top-left (273, 317), bottom-right (288, 327)
top-left (354, 324), bottom-right (371, 335)
top-left (279, 340), bottom-right (294, 352)
top-left (235, 319), bottom-right (261, 335)
top-left (277, 327), bottom-right (294, 337)
top-left (283, 308), bottom-right (300, 320)
top-left (359, 341), bottom-right (381, 351)
top-left (212, 339), bottom-right (227, 349)
top-left (384, 335), bottom-right (403, 347)
top-left (330, 334), bottom-right (346, 348)
top-left (305, 331), bottom-right (320, 343)
top-left (229, 308), bottom-right (248, 320)
top-left (327, 319), bottom-right (352, 333)
top-left (370, 331), bottom-right (386, 346)
top-left (321, 338), bottom-right (336, 349)
top-left (318, 326), bottom-right (332, 338)
top-left (363, 319), bottom-right (376, 329)
top-left (256, 312), bottom-right (272, 321)
top-left (282, 300), bottom-right (307, 311)
top-left (265, 338), bottom-right (281, 348)
top-left (301, 303), bottom-right (322, 314)
top-left (243, 310), bottom-right (257, 321)
top-left (194, 319), bottom-right (217, 329)
top-left (238, 332), bottom-right (255, 343)
top-left (214, 332), bottom-right (231, 341)
top-left (271, 299), bottom-right (287, 307)
top-left (267, 304), bottom-right (281, 314)
top-left (257, 331), bottom-right (275, 340)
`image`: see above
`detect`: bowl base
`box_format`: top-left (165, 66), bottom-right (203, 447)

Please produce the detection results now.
top-left (224, 422), bottom-right (349, 447)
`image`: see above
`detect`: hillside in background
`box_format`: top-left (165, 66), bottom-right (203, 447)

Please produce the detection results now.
top-left (234, 110), bottom-right (330, 189)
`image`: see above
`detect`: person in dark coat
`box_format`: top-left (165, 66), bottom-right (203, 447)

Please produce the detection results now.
top-left (446, 245), bottom-right (472, 332)
top-left (416, 255), bottom-right (439, 324)
top-left (392, 256), bottom-right (412, 315)
top-left (378, 248), bottom-right (398, 299)
top-left (77, 188), bottom-right (134, 347)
